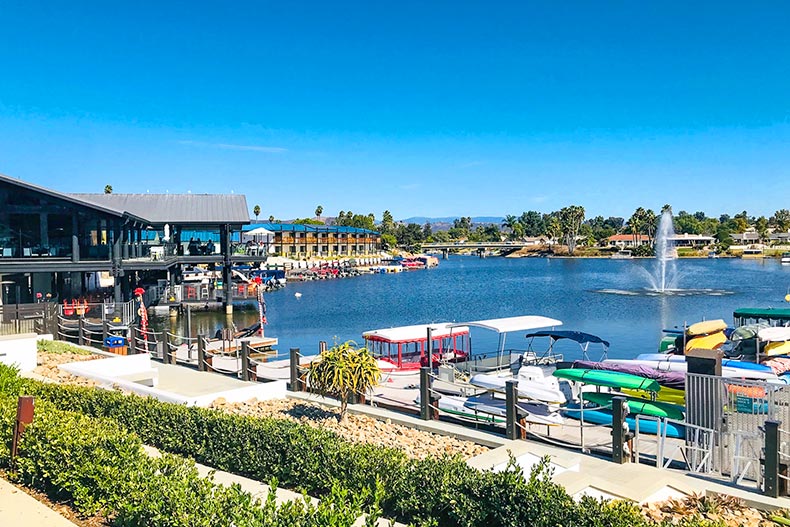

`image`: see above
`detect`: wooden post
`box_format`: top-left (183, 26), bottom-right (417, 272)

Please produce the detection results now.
top-left (289, 348), bottom-right (301, 391)
top-left (197, 334), bottom-right (207, 372)
top-left (612, 395), bottom-right (630, 464)
top-left (241, 341), bottom-right (251, 382)
top-left (765, 420), bottom-right (781, 498)
top-left (420, 366), bottom-right (432, 421)
top-left (102, 320), bottom-right (109, 344)
top-left (11, 396), bottom-right (35, 463)
top-left (506, 380), bottom-right (519, 440)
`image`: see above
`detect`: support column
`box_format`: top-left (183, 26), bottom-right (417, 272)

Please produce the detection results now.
top-left (71, 215), bottom-right (80, 263)
top-left (39, 213), bottom-right (49, 248)
top-left (221, 224), bottom-right (232, 314)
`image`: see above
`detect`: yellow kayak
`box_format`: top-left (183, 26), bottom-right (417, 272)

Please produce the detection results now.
top-left (624, 386), bottom-right (686, 406)
top-left (686, 319), bottom-right (727, 337)
top-left (685, 331), bottom-right (727, 352)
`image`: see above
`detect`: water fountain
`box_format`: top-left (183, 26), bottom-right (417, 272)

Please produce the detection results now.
top-left (648, 210), bottom-right (678, 293)
top-left (596, 210), bottom-right (732, 297)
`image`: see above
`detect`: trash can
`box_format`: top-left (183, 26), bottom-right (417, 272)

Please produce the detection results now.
top-left (104, 336), bottom-right (128, 355)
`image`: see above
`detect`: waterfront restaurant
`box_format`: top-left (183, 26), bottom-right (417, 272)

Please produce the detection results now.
top-left (0, 173), bottom-right (250, 307)
top-left (243, 223), bottom-right (382, 259)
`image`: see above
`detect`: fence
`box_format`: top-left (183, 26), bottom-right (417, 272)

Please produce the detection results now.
top-left (0, 303), bottom-right (58, 336)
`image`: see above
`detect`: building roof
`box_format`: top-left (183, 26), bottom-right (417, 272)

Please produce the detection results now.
top-left (70, 193), bottom-right (250, 225)
top-left (245, 222), bottom-right (379, 234)
top-left (0, 173), bottom-right (124, 218)
top-left (607, 234), bottom-right (650, 242)
top-left (668, 234), bottom-right (715, 241)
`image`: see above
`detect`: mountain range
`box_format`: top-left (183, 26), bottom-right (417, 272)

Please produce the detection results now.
top-left (399, 216), bottom-right (504, 225)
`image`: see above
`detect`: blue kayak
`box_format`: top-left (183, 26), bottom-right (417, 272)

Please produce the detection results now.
top-left (636, 353), bottom-right (774, 373)
top-left (562, 403), bottom-right (686, 439)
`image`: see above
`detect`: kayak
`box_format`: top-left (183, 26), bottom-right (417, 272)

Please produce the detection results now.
top-left (553, 368), bottom-right (660, 392)
top-left (573, 359), bottom-right (685, 391)
top-left (414, 393), bottom-right (564, 426)
top-left (581, 392), bottom-right (685, 420)
top-left (636, 353), bottom-right (774, 373)
top-left (624, 386), bottom-right (685, 405)
top-left (562, 403), bottom-right (686, 439)
top-left (687, 319), bottom-right (728, 336)
top-left (604, 359), bottom-right (777, 381)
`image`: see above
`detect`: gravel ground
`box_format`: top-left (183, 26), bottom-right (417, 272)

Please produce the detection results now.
top-left (210, 397), bottom-right (489, 460)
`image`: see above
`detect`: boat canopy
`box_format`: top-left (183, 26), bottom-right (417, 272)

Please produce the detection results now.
top-left (524, 330), bottom-right (609, 348)
top-left (363, 322), bottom-right (469, 343)
top-left (734, 308), bottom-right (790, 325)
top-left (449, 315), bottom-right (562, 334)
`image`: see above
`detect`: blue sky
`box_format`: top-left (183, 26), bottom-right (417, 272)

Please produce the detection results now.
top-left (1, 1), bottom-right (788, 221)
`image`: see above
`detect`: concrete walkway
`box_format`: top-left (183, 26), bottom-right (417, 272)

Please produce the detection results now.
top-left (0, 477), bottom-right (78, 527)
top-left (288, 391), bottom-right (790, 510)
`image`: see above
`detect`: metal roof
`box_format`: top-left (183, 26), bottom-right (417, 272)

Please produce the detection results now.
top-left (450, 315), bottom-right (562, 334)
top-left (70, 193), bottom-right (250, 225)
top-left (734, 307), bottom-right (790, 321)
top-left (524, 330), bottom-right (610, 348)
top-left (0, 173), bottom-right (123, 218)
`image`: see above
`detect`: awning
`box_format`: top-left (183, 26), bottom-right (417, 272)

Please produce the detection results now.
top-left (363, 323), bottom-right (469, 343)
top-left (246, 227), bottom-right (274, 236)
top-left (524, 330), bottom-right (609, 348)
top-left (450, 315), bottom-right (562, 334)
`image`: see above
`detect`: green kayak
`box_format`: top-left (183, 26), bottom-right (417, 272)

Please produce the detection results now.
top-left (581, 392), bottom-right (685, 420)
top-left (553, 368), bottom-right (660, 392)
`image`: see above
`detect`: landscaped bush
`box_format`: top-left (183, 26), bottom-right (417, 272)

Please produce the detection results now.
top-left (0, 392), bottom-right (372, 526)
top-left (0, 363), bottom-right (709, 526)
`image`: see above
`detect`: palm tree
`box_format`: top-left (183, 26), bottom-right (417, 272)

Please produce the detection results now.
top-left (501, 215), bottom-right (523, 240)
top-left (307, 341), bottom-right (380, 421)
top-left (627, 207), bottom-right (647, 247)
top-left (104, 184), bottom-right (113, 194)
top-left (253, 204), bottom-right (261, 220)
top-left (315, 205), bottom-right (323, 218)
top-left (268, 215), bottom-right (275, 223)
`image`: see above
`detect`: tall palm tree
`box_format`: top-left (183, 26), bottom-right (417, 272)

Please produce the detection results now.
top-left (315, 205), bottom-right (323, 218)
top-left (253, 204), bottom-right (261, 220)
top-left (104, 184), bottom-right (113, 194)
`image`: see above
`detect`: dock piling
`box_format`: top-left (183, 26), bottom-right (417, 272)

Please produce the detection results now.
top-left (420, 367), bottom-right (432, 421)
top-left (289, 348), bottom-right (301, 392)
top-left (78, 317), bottom-right (85, 346)
top-left (197, 334), bottom-right (207, 372)
top-left (505, 380), bottom-right (519, 440)
top-left (241, 341), bottom-right (251, 381)
top-left (612, 395), bottom-right (630, 464)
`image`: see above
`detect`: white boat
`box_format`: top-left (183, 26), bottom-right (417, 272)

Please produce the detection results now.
top-left (469, 366), bottom-right (566, 404)
top-left (415, 392), bottom-right (564, 426)
top-left (781, 252), bottom-right (790, 264)
top-left (611, 250), bottom-right (633, 259)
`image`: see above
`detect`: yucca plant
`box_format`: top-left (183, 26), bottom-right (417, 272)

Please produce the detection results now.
top-left (307, 341), bottom-right (381, 421)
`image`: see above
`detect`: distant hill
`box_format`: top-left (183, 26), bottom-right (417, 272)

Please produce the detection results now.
top-left (400, 216), bottom-right (504, 225)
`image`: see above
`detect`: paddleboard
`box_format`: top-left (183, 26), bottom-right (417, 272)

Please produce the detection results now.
top-left (636, 353), bottom-right (774, 373)
top-left (562, 403), bottom-right (686, 439)
top-left (581, 392), bottom-right (685, 420)
top-left (604, 359), bottom-right (777, 380)
top-left (553, 368), bottom-right (660, 392)
top-left (624, 386), bottom-right (685, 405)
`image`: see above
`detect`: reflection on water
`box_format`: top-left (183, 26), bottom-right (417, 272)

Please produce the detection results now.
top-left (151, 257), bottom-right (790, 359)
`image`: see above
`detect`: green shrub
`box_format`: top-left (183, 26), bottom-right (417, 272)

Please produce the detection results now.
top-left (0, 363), bottom-right (711, 527)
top-left (37, 339), bottom-right (93, 355)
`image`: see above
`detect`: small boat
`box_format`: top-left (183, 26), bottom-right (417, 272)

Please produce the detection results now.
top-left (581, 392), bottom-right (685, 421)
top-left (363, 322), bottom-right (470, 371)
top-left (470, 366), bottom-right (566, 404)
top-left (708, 251), bottom-right (719, 259)
top-left (416, 393), bottom-right (564, 426)
top-left (610, 250), bottom-right (633, 259)
top-left (562, 403), bottom-right (686, 439)
top-left (741, 247), bottom-right (765, 259)
top-left (782, 252), bottom-right (790, 265)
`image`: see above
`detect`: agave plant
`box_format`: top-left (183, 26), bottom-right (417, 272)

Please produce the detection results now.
top-left (307, 341), bottom-right (381, 421)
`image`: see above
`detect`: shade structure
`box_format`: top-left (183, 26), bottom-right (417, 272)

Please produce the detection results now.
top-left (449, 315), bottom-right (562, 335)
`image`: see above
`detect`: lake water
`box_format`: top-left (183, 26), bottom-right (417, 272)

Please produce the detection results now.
top-left (153, 257), bottom-right (790, 360)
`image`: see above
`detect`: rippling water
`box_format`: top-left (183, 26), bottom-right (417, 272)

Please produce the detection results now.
top-left (153, 257), bottom-right (790, 360)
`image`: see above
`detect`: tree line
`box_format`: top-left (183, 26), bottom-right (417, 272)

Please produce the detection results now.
top-left (257, 204), bottom-right (790, 255)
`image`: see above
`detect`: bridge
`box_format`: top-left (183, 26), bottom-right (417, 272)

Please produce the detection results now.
top-left (421, 241), bottom-right (541, 258)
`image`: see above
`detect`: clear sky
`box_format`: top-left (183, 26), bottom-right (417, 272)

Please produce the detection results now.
top-left (1, 1), bottom-right (788, 221)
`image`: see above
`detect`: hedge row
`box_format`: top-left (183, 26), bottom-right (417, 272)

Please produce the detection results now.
top-left (0, 394), bottom-right (372, 527)
top-left (0, 364), bottom-right (719, 526)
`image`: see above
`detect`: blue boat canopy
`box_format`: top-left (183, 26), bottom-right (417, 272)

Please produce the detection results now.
top-left (524, 330), bottom-right (610, 349)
